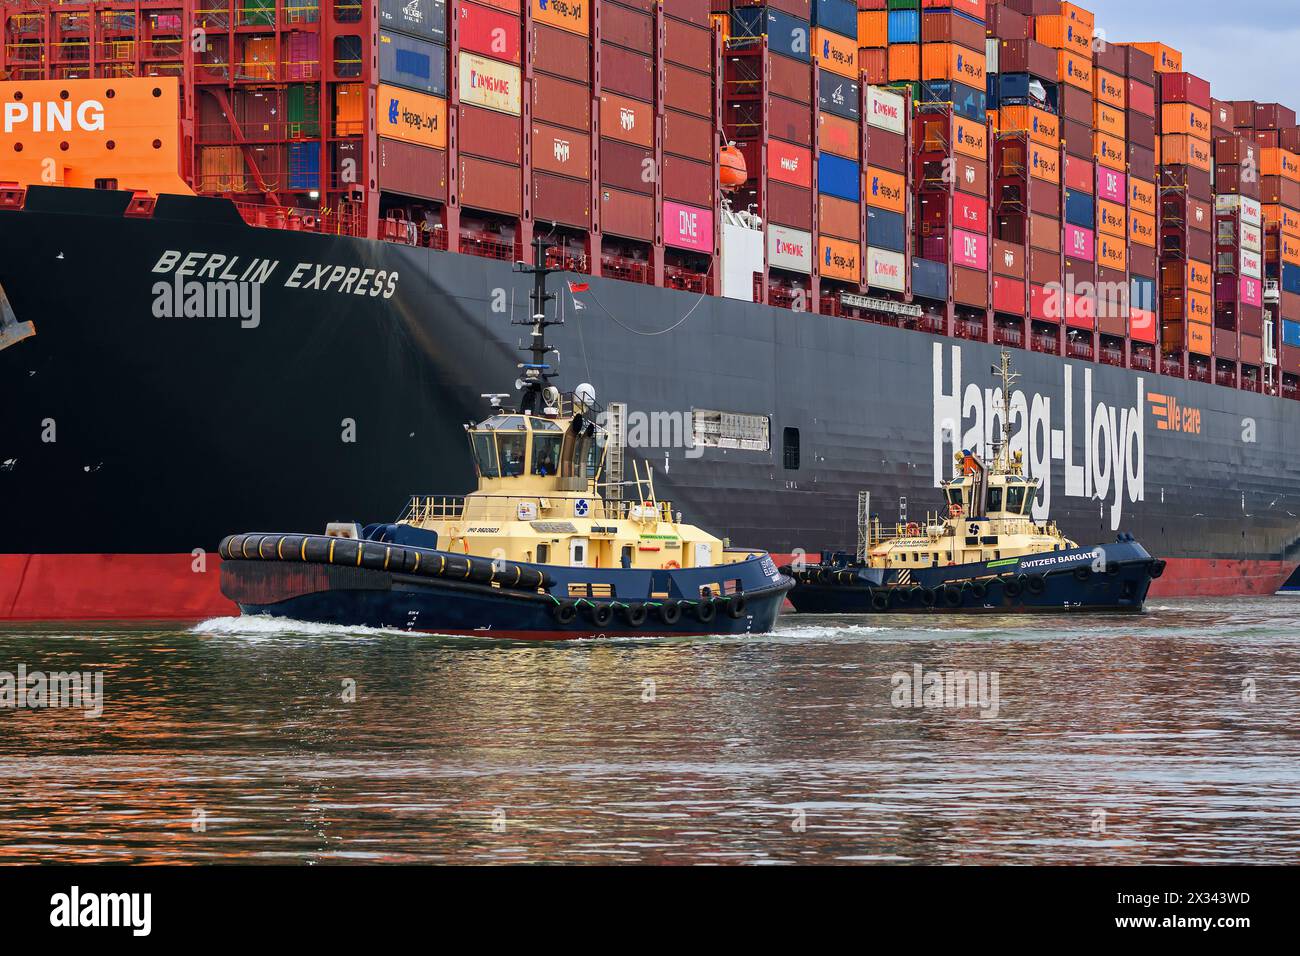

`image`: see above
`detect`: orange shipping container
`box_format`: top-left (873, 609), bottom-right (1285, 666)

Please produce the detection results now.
top-left (1130, 177), bottom-right (1156, 215)
top-left (1035, 12), bottom-right (1091, 54)
top-left (1186, 259), bottom-right (1213, 296)
top-left (999, 105), bottom-right (1059, 147)
top-left (1131, 42), bottom-right (1182, 73)
top-left (531, 0), bottom-right (588, 36)
top-left (1097, 199), bottom-right (1126, 238)
top-left (819, 194), bottom-right (860, 241)
top-left (866, 166), bottom-right (906, 213)
top-left (1161, 104), bottom-right (1211, 139)
top-left (1094, 69), bottom-right (1126, 109)
top-left (1163, 134), bottom-right (1212, 171)
top-left (820, 235), bottom-right (861, 283)
top-left (858, 11), bottom-right (887, 48)
top-left (1282, 233), bottom-right (1300, 266)
top-left (1059, 50), bottom-right (1092, 91)
top-left (1187, 320), bottom-right (1213, 355)
top-left (953, 116), bottom-right (987, 160)
top-left (1094, 103), bottom-right (1125, 138)
top-left (376, 84), bottom-right (447, 149)
top-left (1097, 234), bottom-right (1126, 270)
top-left (1261, 147), bottom-right (1300, 182)
top-left (818, 112), bottom-right (860, 160)
top-left (1265, 204), bottom-right (1300, 236)
top-left (814, 28), bottom-right (857, 79)
top-left (1029, 145), bottom-right (1060, 184)
top-left (921, 43), bottom-right (985, 86)
top-left (1095, 133), bottom-right (1125, 171)
top-left (888, 43), bottom-right (920, 82)
top-left (1130, 210), bottom-right (1156, 247)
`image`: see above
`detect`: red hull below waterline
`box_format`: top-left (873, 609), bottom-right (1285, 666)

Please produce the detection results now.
top-left (0, 553), bottom-right (1294, 622)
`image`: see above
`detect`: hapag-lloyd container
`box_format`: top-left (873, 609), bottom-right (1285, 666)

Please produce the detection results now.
top-left (867, 167), bottom-right (905, 213)
top-left (820, 235), bottom-right (860, 283)
top-left (531, 0), bottom-right (588, 36)
top-left (663, 200), bottom-right (714, 253)
top-left (768, 224), bottom-right (814, 273)
top-left (952, 229), bottom-right (987, 270)
top-left (377, 84), bottom-right (447, 149)
top-left (867, 247), bottom-right (906, 292)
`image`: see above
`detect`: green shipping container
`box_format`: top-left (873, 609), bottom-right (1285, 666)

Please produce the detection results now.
top-left (241, 0), bottom-right (275, 28)
top-left (287, 85), bottom-right (321, 138)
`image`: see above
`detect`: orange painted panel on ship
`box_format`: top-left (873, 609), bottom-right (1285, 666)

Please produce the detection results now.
top-left (1094, 69), bottom-right (1126, 109)
top-left (1261, 147), bottom-right (1300, 182)
top-left (1029, 145), bottom-right (1060, 184)
top-left (866, 166), bottom-right (906, 213)
top-left (857, 10), bottom-right (887, 47)
top-left (377, 84), bottom-right (446, 149)
top-left (599, 92), bottom-right (653, 148)
top-left (813, 27), bottom-right (857, 79)
top-left (1130, 177), bottom-right (1156, 215)
top-left (921, 43), bottom-right (985, 86)
top-left (888, 43), bottom-right (920, 82)
top-left (1131, 42), bottom-right (1182, 73)
top-left (768, 139), bottom-right (812, 189)
top-left (819, 235), bottom-right (861, 283)
top-left (0, 77), bottom-right (191, 194)
top-left (953, 116), bottom-right (987, 160)
top-left (817, 111), bottom-right (859, 160)
top-left (1097, 199), bottom-right (1126, 238)
top-left (334, 83), bottom-right (367, 137)
top-left (1186, 259), bottom-right (1213, 296)
top-left (1097, 234), bottom-right (1126, 270)
top-left (1059, 50), bottom-right (1092, 91)
top-left (530, 0), bottom-right (587, 36)
top-left (1162, 134), bottom-right (1212, 171)
top-left (999, 105), bottom-right (1058, 147)
top-left (1187, 320), bottom-right (1213, 355)
top-left (1129, 211), bottom-right (1156, 247)
top-left (1094, 132), bottom-right (1125, 171)
top-left (1094, 102), bottom-right (1125, 138)
top-left (1161, 103), bottom-right (1211, 139)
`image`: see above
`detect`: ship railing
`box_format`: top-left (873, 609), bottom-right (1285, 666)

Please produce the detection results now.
top-left (1282, 382), bottom-right (1299, 401)
top-left (1215, 367), bottom-right (1238, 388)
top-left (1099, 347), bottom-right (1124, 367)
top-left (992, 324), bottom-right (1024, 347)
top-left (1161, 356), bottom-right (1184, 378)
top-left (401, 495), bottom-right (672, 525)
top-left (229, 200), bottom-right (365, 238)
top-left (1065, 337), bottom-right (1093, 360)
top-left (460, 233), bottom-right (515, 262)
top-left (1188, 364), bottom-right (1211, 383)
top-left (1030, 332), bottom-right (1060, 355)
top-left (602, 254), bottom-right (653, 285)
top-left (954, 318), bottom-right (985, 341)
top-left (1130, 349), bottom-right (1154, 371)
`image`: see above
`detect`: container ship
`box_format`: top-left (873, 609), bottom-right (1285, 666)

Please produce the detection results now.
top-left (1, 0), bottom-right (1298, 620)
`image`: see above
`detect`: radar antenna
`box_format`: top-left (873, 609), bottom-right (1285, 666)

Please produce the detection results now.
top-left (989, 349), bottom-right (1019, 474)
top-left (511, 236), bottom-right (564, 413)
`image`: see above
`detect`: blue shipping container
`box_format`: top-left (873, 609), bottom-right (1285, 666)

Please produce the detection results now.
top-left (868, 207), bottom-right (906, 253)
top-left (887, 9), bottom-right (919, 44)
top-left (379, 29), bottom-right (447, 96)
top-left (818, 152), bottom-right (860, 202)
top-left (1130, 276), bottom-right (1155, 313)
top-left (994, 73), bottom-right (1059, 111)
top-left (819, 71), bottom-right (860, 121)
top-left (912, 257), bottom-right (947, 301)
top-left (920, 80), bottom-right (986, 123)
top-left (1064, 190), bottom-right (1095, 229)
top-left (379, 0), bottom-right (446, 44)
top-left (1284, 319), bottom-right (1300, 348)
top-left (730, 8), bottom-right (811, 62)
top-left (811, 0), bottom-right (857, 39)
top-left (288, 142), bottom-right (320, 190)
top-left (1283, 263), bottom-right (1300, 295)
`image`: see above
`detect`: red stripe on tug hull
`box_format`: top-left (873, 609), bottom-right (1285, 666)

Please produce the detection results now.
top-left (768, 554), bottom-right (1295, 600)
top-left (1, 553), bottom-right (236, 621)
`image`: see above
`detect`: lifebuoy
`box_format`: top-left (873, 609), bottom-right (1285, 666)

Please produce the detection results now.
top-left (663, 560), bottom-right (681, 570)
top-left (949, 503), bottom-right (964, 518)
top-left (905, 522), bottom-right (921, 536)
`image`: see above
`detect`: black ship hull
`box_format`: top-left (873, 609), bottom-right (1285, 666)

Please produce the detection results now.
top-left (2, 188), bottom-right (1298, 619)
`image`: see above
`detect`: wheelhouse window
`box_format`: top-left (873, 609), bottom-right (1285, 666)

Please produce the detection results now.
top-left (471, 433), bottom-right (499, 478)
top-left (497, 431), bottom-right (527, 477)
top-left (1005, 485), bottom-right (1027, 514)
top-left (533, 434), bottom-right (562, 476)
top-left (987, 487), bottom-right (1003, 512)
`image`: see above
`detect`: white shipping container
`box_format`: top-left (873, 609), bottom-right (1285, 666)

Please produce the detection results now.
top-left (1241, 248), bottom-right (1263, 279)
top-left (458, 52), bottom-right (521, 115)
top-left (1241, 221), bottom-right (1262, 253)
top-left (768, 224), bottom-right (813, 274)
top-left (866, 86), bottom-right (906, 135)
top-left (985, 38), bottom-right (999, 76)
top-left (866, 247), bottom-right (905, 292)
top-left (1215, 193), bottom-right (1263, 226)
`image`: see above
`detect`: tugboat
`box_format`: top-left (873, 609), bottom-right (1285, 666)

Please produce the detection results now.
top-left (786, 352), bottom-right (1166, 615)
top-left (218, 239), bottom-right (792, 639)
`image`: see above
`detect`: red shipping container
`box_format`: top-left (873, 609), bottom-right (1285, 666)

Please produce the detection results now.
top-left (1159, 72), bottom-right (1211, 109)
top-left (600, 138), bottom-right (655, 195)
top-left (1029, 214), bottom-right (1060, 253)
top-left (600, 92), bottom-right (653, 148)
top-left (378, 139), bottom-right (446, 201)
top-left (599, 186), bottom-right (654, 241)
top-left (953, 156), bottom-right (988, 198)
top-left (953, 192), bottom-right (987, 233)
top-left (662, 0), bottom-right (712, 26)
top-left (1255, 102), bottom-right (1297, 129)
top-left (953, 266), bottom-right (988, 308)
top-left (1030, 247), bottom-right (1061, 285)
top-left (664, 108), bottom-right (712, 160)
top-left (1240, 334), bottom-right (1262, 366)
top-left (665, 16), bottom-right (711, 71)
top-left (771, 97), bottom-right (813, 147)
top-left (1030, 186), bottom-right (1060, 218)
top-left (533, 73), bottom-right (590, 131)
top-left (769, 55), bottom-right (811, 103)
top-left (921, 10), bottom-right (985, 50)
top-left (532, 121), bottom-right (591, 179)
top-left (458, 2), bottom-right (521, 64)
top-left (459, 104), bottom-right (521, 164)
top-left (767, 181), bottom-right (813, 230)
top-left (993, 275), bottom-right (1026, 314)
top-left (602, 44), bottom-right (654, 102)
top-left (662, 153), bottom-right (713, 208)
top-left (532, 171), bottom-right (590, 228)
top-left (866, 128), bottom-right (907, 173)
top-left (665, 63), bottom-right (712, 118)
top-left (460, 154), bottom-right (521, 215)
top-left (1064, 153), bottom-right (1093, 193)
top-left (992, 240), bottom-right (1024, 278)
top-left (532, 23), bottom-right (589, 78)
top-left (768, 139), bottom-right (812, 188)
top-left (817, 111), bottom-right (858, 159)
top-left (859, 48), bottom-right (888, 86)
top-left (1128, 80), bottom-right (1155, 117)
top-left (601, 2), bottom-right (653, 50)
top-left (818, 194), bottom-right (859, 241)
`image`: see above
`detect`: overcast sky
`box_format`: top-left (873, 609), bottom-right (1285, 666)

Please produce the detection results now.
top-left (1083, 0), bottom-right (1300, 102)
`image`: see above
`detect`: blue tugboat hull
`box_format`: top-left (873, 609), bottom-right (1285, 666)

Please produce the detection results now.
top-left (219, 534), bottom-right (792, 639)
top-left (787, 539), bottom-right (1164, 615)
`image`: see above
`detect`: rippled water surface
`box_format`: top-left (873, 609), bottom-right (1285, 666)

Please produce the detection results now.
top-left (1, 598), bottom-right (1298, 864)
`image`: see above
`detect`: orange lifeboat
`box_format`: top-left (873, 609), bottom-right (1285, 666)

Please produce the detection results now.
top-left (719, 143), bottom-right (747, 191)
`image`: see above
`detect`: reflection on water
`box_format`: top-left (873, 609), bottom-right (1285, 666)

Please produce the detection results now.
top-left (1, 598), bottom-right (1298, 864)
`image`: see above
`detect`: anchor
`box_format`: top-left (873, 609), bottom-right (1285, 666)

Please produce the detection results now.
top-left (0, 281), bottom-right (35, 352)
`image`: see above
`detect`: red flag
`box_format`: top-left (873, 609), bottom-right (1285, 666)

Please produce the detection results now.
top-left (567, 281), bottom-right (589, 293)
